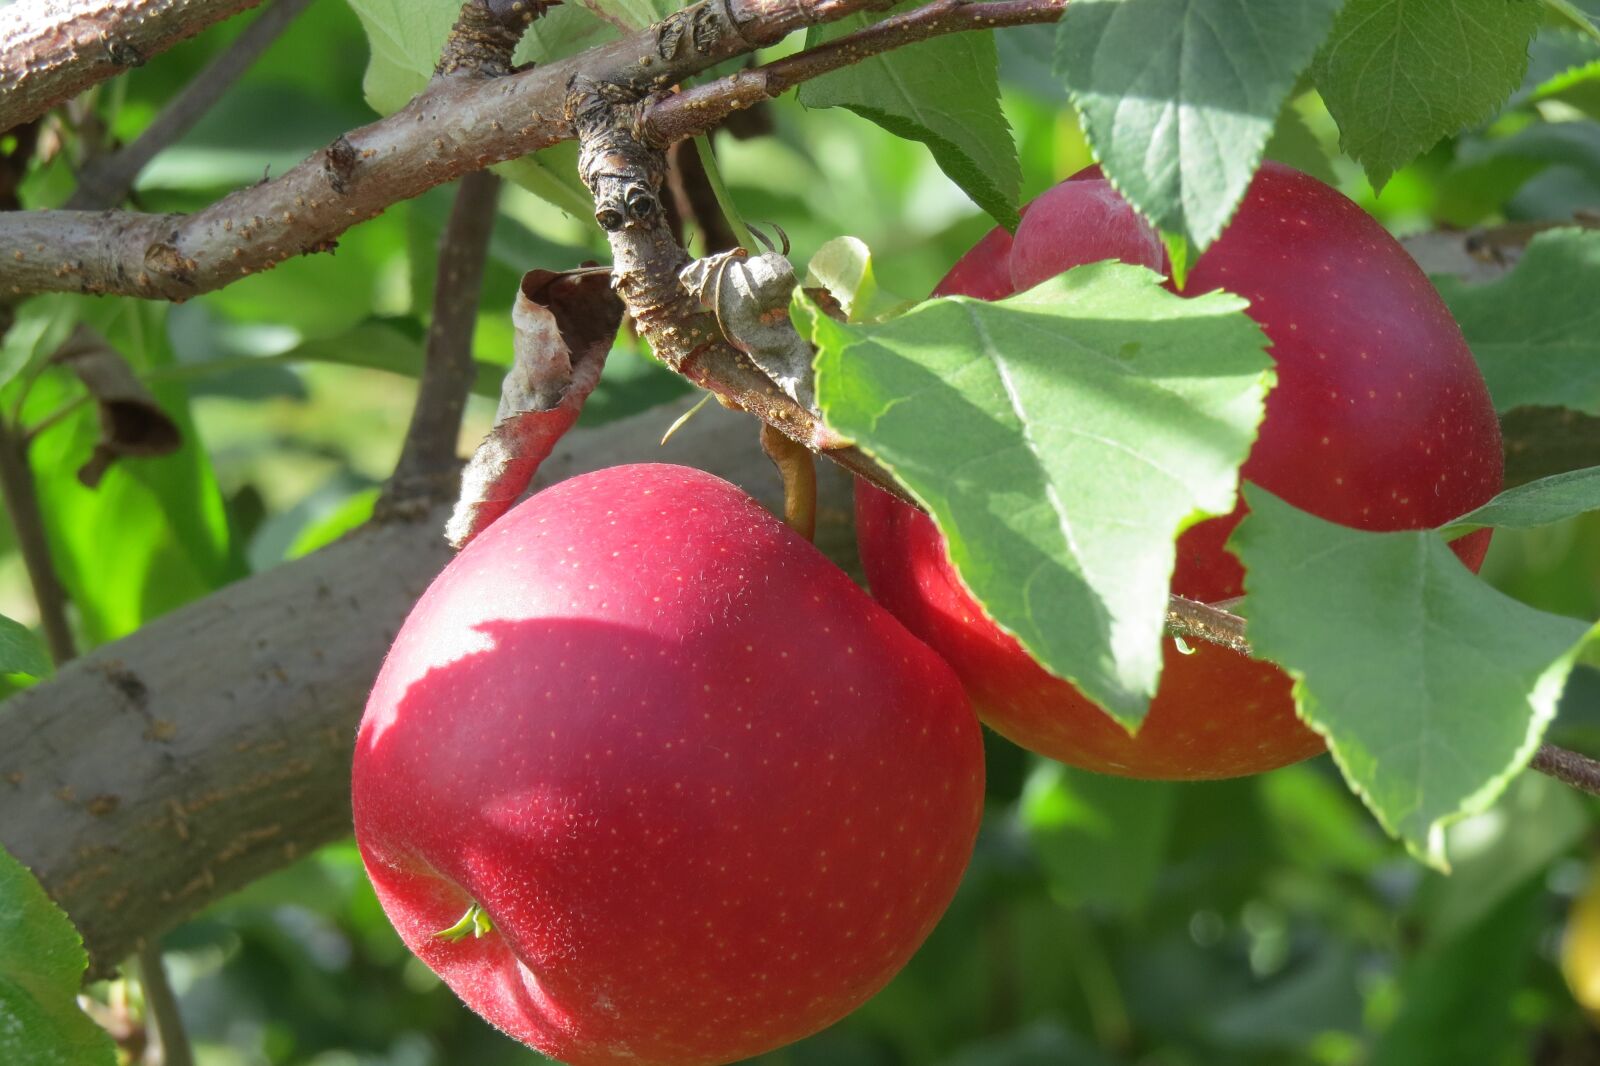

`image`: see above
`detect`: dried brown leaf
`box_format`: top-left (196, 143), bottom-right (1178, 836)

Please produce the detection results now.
top-left (445, 266), bottom-right (624, 549)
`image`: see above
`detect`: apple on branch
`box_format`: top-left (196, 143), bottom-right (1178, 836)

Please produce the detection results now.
top-left (353, 464), bottom-right (985, 1066)
top-left (856, 162), bottom-right (1504, 780)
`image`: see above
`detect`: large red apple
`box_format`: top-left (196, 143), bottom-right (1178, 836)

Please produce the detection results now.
top-left (856, 162), bottom-right (1503, 780)
top-left (353, 464), bottom-right (983, 1066)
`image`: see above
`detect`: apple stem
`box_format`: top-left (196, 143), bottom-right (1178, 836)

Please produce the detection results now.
top-left (435, 903), bottom-right (495, 941)
top-left (760, 423), bottom-right (818, 541)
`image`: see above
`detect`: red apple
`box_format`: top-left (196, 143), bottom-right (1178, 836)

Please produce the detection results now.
top-left (856, 163), bottom-right (1503, 780)
top-left (353, 464), bottom-right (984, 1066)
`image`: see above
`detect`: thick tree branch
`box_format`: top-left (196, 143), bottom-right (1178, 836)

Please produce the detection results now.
top-left (0, 0), bottom-right (269, 135)
top-left (384, 169), bottom-right (502, 497)
top-left (644, 0), bottom-right (1066, 144)
top-left (0, 0), bottom-right (896, 299)
top-left (0, 397), bottom-right (859, 974)
top-left (65, 0), bottom-right (314, 211)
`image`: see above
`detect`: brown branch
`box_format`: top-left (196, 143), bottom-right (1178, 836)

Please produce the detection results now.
top-left (0, 0), bottom-right (270, 136)
top-left (437, 0), bottom-right (551, 77)
top-left (0, 417), bottom-right (76, 663)
top-left (0, 0), bottom-right (894, 300)
top-left (66, 0), bottom-right (314, 211)
top-left (644, 0), bottom-right (1066, 145)
top-left (665, 139), bottom-right (739, 253)
top-left (135, 944), bottom-right (193, 1066)
top-left (567, 71), bottom-right (914, 507)
top-left (384, 170), bottom-right (502, 499)
top-left (1531, 744), bottom-right (1600, 797)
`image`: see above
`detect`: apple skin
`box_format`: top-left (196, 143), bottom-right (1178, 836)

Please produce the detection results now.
top-left (352, 464), bottom-right (984, 1066)
top-left (856, 162), bottom-right (1502, 780)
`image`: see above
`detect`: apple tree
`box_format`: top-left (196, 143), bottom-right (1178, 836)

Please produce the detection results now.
top-left (6, 0), bottom-right (1600, 1063)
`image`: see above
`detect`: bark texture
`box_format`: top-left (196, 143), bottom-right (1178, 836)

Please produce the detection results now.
top-left (0, 0), bottom-right (267, 134)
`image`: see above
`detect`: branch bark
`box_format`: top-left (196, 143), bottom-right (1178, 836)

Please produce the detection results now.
top-left (384, 169), bottom-right (502, 497)
top-left (0, 418), bottom-right (77, 663)
top-left (65, 0), bottom-right (314, 211)
top-left (0, 0), bottom-right (269, 135)
top-left (0, 0), bottom-right (898, 300)
top-left (644, 0), bottom-right (1065, 144)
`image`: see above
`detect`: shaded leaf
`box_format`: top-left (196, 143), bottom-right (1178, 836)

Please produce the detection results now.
top-left (0, 614), bottom-right (49, 679)
top-left (1056, 0), bottom-right (1344, 248)
top-left (1314, 0), bottom-right (1544, 187)
top-left (1445, 466), bottom-right (1600, 534)
top-left (799, 3), bottom-right (1021, 228)
top-left (1439, 227), bottom-right (1600, 415)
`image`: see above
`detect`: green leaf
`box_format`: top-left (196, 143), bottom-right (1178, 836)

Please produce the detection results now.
top-left (1263, 102), bottom-right (1338, 186)
top-left (1232, 485), bottom-right (1597, 868)
top-left (494, 148), bottom-right (596, 222)
top-left (1528, 56), bottom-right (1600, 118)
top-left (1438, 228), bottom-right (1600, 415)
top-left (287, 487), bottom-right (381, 559)
top-left (0, 296), bottom-right (78, 391)
top-left (804, 236), bottom-right (915, 322)
top-left (26, 301), bottom-right (240, 645)
top-left (1314, 0), bottom-right (1544, 188)
top-left (806, 262), bottom-right (1274, 726)
top-left (0, 846), bottom-right (117, 1066)
top-left (579, 0), bottom-right (679, 31)
top-left (1444, 466), bottom-right (1600, 534)
top-left (798, 3), bottom-right (1021, 229)
top-left (1545, 0), bottom-right (1600, 46)
top-left (1055, 0), bottom-right (1344, 250)
top-left (525, 1), bottom-right (625, 58)
top-left (344, 0), bottom-right (452, 115)
top-left (1019, 760), bottom-right (1174, 911)
top-left (272, 319), bottom-right (502, 398)
top-left (0, 614), bottom-right (49, 679)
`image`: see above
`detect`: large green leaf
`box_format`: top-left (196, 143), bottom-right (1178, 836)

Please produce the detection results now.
top-left (1055, 0), bottom-right (1344, 250)
top-left (0, 846), bottom-right (116, 1066)
top-left (798, 3), bottom-right (1021, 229)
top-left (0, 614), bottom-right (49, 679)
top-left (1439, 227), bottom-right (1600, 415)
top-left (1444, 466), bottom-right (1600, 534)
top-left (1232, 486), bottom-right (1597, 867)
top-left (1314, 0), bottom-right (1544, 188)
top-left (805, 262), bottom-right (1274, 726)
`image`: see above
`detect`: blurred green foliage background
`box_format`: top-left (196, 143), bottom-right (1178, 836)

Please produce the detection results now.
top-left (7, 2), bottom-right (1600, 1064)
